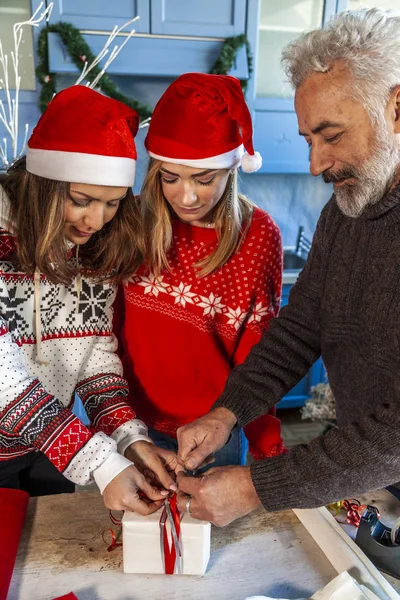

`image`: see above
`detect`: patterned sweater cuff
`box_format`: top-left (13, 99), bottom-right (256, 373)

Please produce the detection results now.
top-left (111, 419), bottom-right (153, 455)
top-left (75, 374), bottom-right (137, 437)
top-left (33, 409), bottom-right (92, 473)
top-left (63, 431), bottom-right (120, 488)
top-left (93, 451), bottom-right (133, 494)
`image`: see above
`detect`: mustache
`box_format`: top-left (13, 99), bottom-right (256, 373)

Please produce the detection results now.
top-left (322, 167), bottom-right (358, 184)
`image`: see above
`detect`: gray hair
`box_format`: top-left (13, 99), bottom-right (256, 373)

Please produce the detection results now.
top-left (281, 7), bottom-right (400, 122)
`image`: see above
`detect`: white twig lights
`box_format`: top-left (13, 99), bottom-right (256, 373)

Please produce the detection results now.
top-left (0, 2), bottom-right (53, 168)
top-left (0, 9), bottom-right (144, 168)
top-left (75, 16), bottom-right (140, 89)
top-left (74, 16), bottom-right (150, 128)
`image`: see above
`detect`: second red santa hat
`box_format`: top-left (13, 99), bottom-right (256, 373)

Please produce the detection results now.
top-left (145, 72), bottom-right (262, 173)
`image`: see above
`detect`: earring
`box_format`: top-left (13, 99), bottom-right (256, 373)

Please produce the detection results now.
top-left (227, 178), bottom-right (233, 232)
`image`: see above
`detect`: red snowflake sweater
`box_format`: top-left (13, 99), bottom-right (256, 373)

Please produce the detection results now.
top-left (121, 207), bottom-right (285, 458)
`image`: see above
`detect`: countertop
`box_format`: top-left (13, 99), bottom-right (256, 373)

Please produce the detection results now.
top-left (10, 491), bottom-right (338, 600)
top-left (9, 489), bottom-right (399, 600)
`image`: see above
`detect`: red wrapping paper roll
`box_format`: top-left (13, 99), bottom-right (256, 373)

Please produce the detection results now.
top-left (0, 488), bottom-right (29, 600)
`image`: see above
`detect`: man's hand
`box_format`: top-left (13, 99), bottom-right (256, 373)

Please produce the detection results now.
top-left (103, 464), bottom-right (168, 514)
top-left (176, 408), bottom-right (237, 471)
top-left (125, 440), bottom-right (180, 492)
top-left (176, 466), bottom-right (261, 527)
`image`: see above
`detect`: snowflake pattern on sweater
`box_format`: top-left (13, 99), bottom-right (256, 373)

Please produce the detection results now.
top-left (126, 211), bottom-right (281, 338)
top-left (122, 208), bottom-right (284, 457)
top-left (0, 191), bottom-right (149, 488)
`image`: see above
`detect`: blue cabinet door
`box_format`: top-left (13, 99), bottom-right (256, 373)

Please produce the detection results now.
top-left (49, 0), bottom-right (150, 33)
top-left (150, 0), bottom-right (246, 37)
top-left (277, 283), bottom-right (325, 408)
top-left (48, 33), bottom-right (249, 78)
top-left (246, 0), bottom-right (341, 173)
top-left (253, 99), bottom-right (310, 174)
top-left (48, 0), bottom-right (249, 78)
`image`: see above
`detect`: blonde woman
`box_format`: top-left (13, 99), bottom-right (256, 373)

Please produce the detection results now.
top-left (120, 73), bottom-right (285, 465)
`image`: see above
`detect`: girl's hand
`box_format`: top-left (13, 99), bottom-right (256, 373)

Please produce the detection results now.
top-left (125, 441), bottom-right (182, 493)
top-left (103, 464), bottom-right (168, 514)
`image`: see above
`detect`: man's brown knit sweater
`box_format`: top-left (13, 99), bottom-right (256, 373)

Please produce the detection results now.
top-left (214, 188), bottom-right (400, 511)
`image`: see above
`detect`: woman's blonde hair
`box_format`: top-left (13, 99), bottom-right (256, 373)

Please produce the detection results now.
top-left (1, 158), bottom-right (142, 285)
top-left (139, 158), bottom-right (254, 277)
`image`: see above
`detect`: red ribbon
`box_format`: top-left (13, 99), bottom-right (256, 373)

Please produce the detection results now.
top-left (160, 495), bottom-right (182, 574)
top-left (109, 509), bottom-right (122, 526)
top-left (342, 499), bottom-right (368, 527)
top-left (102, 528), bottom-right (123, 552)
top-left (102, 510), bottom-right (123, 552)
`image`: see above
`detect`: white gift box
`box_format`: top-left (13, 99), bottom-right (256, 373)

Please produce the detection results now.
top-left (122, 507), bottom-right (211, 575)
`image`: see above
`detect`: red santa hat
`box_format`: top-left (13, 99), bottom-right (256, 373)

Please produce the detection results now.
top-left (26, 86), bottom-right (138, 187)
top-left (145, 72), bottom-right (262, 173)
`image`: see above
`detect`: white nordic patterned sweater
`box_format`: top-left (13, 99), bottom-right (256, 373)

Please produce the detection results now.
top-left (0, 188), bottom-right (150, 492)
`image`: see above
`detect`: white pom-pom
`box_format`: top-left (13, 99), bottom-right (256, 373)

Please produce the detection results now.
top-left (241, 151), bottom-right (262, 173)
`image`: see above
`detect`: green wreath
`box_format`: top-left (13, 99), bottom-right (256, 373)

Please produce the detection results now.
top-left (36, 22), bottom-right (253, 120)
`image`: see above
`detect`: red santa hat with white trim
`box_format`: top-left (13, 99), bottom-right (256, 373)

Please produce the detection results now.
top-left (145, 72), bottom-right (262, 172)
top-left (26, 85), bottom-right (138, 187)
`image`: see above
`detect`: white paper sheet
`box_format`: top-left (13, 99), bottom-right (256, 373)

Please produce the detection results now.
top-left (245, 571), bottom-right (380, 600)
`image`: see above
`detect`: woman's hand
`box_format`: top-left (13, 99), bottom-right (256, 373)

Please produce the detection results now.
top-left (103, 464), bottom-right (169, 514)
top-left (125, 440), bottom-right (181, 493)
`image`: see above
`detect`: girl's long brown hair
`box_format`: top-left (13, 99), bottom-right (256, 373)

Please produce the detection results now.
top-left (138, 158), bottom-right (255, 278)
top-left (1, 158), bottom-right (142, 285)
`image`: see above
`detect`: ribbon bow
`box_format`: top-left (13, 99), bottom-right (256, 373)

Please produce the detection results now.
top-left (328, 498), bottom-right (369, 527)
top-left (159, 494), bottom-right (183, 574)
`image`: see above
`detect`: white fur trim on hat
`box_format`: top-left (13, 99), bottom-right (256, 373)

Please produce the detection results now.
top-left (26, 147), bottom-right (136, 187)
top-left (241, 151), bottom-right (262, 173)
top-left (148, 145), bottom-right (244, 170)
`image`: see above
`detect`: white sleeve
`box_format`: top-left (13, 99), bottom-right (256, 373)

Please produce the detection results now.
top-left (111, 419), bottom-right (154, 455)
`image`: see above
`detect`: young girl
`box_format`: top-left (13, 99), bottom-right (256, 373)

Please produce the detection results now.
top-left (120, 73), bottom-right (285, 465)
top-left (0, 85), bottom-right (177, 512)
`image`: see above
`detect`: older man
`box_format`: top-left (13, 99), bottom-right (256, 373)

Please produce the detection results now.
top-left (175, 7), bottom-right (400, 526)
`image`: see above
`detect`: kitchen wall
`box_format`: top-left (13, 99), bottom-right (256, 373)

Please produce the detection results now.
top-left (240, 172), bottom-right (332, 247)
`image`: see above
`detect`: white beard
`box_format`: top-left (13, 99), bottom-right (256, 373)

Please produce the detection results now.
top-left (334, 131), bottom-right (400, 218)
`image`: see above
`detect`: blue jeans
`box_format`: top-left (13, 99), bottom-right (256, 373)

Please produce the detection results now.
top-left (72, 396), bottom-right (249, 467)
top-left (148, 425), bottom-right (248, 469)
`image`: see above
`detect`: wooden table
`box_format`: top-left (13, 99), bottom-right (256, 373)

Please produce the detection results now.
top-left (9, 490), bottom-right (341, 600)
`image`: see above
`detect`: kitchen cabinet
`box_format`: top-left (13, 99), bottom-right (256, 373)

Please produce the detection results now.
top-left (277, 283), bottom-right (326, 408)
top-left (48, 0), bottom-right (150, 33)
top-left (345, 0), bottom-right (399, 9)
top-left (245, 0), bottom-right (346, 173)
top-left (46, 0), bottom-right (249, 79)
top-left (150, 0), bottom-right (246, 37)
top-left (48, 0), bottom-right (246, 38)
